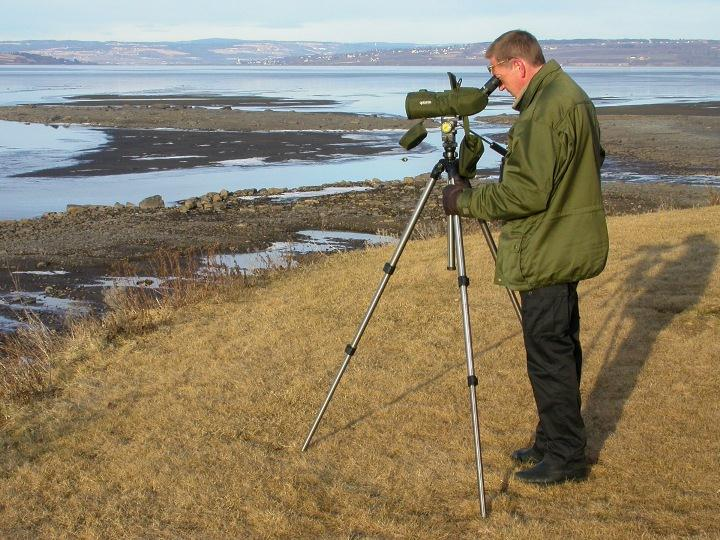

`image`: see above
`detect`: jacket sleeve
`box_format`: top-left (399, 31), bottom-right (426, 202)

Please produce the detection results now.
top-left (457, 120), bottom-right (557, 221)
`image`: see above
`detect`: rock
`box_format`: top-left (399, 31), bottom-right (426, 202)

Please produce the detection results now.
top-left (114, 202), bottom-right (124, 209)
top-left (183, 198), bottom-right (198, 210)
top-left (265, 187), bottom-right (285, 196)
top-left (403, 176), bottom-right (415, 185)
top-left (139, 195), bottom-right (165, 209)
top-left (219, 189), bottom-right (229, 200)
top-left (211, 193), bottom-right (223, 203)
top-left (125, 202), bottom-right (136, 208)
top-left (36, 261), bottom-right (48, 269)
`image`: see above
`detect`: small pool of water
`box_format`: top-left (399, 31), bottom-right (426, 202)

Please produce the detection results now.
top-left (205, 229), bottom-right (397, 272)
top-left (0, 229), bottom-right (397, 333)
top-left (0, 314), bottom-right (24, 333)
top-left (0, 290), bottom-right (92, 332)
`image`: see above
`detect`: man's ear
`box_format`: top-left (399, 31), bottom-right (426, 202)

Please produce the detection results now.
top-left (515, 58), bottom-right (527, 79)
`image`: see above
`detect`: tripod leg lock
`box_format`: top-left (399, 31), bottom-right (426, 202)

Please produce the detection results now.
top-left (467, 375), bottom-right (478, 387)
top-left (458, 275), bottom-right (470, 287)
top-left (383, 263), bottom-right (396, 275)
top-left (345, 344), bottom-right (357, 357)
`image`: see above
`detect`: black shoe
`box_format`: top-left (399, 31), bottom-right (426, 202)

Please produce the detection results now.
top-left (514, 459), bottom-right (588, 485)
top-left (511, 446), bottom-right (544, 465)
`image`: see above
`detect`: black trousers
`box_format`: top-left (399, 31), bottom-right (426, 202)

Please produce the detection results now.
top-left (519, 282), bottom-right (586, 465)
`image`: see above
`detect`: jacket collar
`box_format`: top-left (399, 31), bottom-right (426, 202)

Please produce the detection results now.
top-left (513, 59), bottom-right (561, 112)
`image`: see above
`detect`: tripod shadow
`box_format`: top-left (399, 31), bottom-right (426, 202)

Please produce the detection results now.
top-left (311, 332), bottom-right (520, 447)
top-left (583, 234), bottom-right (717, 464)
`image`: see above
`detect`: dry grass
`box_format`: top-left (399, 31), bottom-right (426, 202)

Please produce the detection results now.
top-left (1, 207), bottom-right (719, 538)
top-left (0, 316), bottom-right (56, 403)
top-left (707, 187), bottom-right (720, 206)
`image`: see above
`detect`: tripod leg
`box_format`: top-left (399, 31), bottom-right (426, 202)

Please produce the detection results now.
top-left (447, 215), bottom-right (456, 270)
top-left (302, 169), bottom-right (442, 452)
top-left (478, 219), bottom-right (522, 324)
top-left (452, 214), bottom-right (487, 519)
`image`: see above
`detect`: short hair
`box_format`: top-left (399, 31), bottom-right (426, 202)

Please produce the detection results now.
top-left (485, 30), bottom-right (546, 66)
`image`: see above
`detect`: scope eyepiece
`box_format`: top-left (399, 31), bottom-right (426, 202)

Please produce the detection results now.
top-left (482, 76), bottom-right (501, 95)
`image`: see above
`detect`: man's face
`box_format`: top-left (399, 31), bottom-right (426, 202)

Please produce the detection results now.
top-left (487, 56), bottom-right (526, 98)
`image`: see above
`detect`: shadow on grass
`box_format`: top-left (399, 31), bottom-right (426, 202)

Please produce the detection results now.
top-left (583, 233), bottom-right (718, 463)
top-left (310, 332), bottom-right (520, 447)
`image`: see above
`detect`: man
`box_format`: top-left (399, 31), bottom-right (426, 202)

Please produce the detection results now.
top-left (443, 30), bottom-right (609, 485)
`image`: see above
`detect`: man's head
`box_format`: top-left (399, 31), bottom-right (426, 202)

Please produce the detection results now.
top-left (485, 30), bottom-right (546, 98)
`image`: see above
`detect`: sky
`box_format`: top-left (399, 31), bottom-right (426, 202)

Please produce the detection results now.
top-left (1, 0), bottom-right (718, 43)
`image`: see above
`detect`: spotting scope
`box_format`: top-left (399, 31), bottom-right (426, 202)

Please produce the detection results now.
top-left (399, 74), bottom-right (501, 150)
top-left (405, 75), bottom-right (501, 120)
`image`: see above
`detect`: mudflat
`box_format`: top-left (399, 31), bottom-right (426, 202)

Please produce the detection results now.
top-left (0, 102), bottom-right (421, 132)
top-left (0, 98), bottom-right (432, 177)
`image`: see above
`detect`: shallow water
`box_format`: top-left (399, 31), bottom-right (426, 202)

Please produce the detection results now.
top-left (0, 122), bottom-right (507, 219)
top-left (205, 229), bottom-right (397, 272)
top-left (0, 290), bottom-right (91, 332)
top-left (2, 65), bottom-right (720, 114)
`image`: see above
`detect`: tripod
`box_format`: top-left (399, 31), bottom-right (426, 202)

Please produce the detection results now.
top-left (302, 118), bottom-right (521, 519)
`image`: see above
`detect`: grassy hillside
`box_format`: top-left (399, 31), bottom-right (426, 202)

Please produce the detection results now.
top-left (2, 207), bottom-right (719, 537)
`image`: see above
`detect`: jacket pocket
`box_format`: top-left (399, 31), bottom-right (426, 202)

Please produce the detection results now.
top-left (496, 226), bottom-right (526, 288)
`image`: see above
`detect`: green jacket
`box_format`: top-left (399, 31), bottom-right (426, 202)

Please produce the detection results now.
top-left (457, 60), bottom-right (609, 291)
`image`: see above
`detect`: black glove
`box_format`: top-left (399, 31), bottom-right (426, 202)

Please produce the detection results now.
top-left (442, 179), bottom-right (471, 215)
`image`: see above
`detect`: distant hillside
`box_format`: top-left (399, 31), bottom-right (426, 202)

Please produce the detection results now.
top-left (0, 39), bottom-right (416, 65)
top-left (0, 38), bottom-right (718, 66)
top-left (275, 39), bottom-right (720, 67)
top-left (0, 51), bottom-right (84, 65)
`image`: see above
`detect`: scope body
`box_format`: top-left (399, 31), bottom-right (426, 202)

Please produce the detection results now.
top-left (405, 76), bottom-right (501, 120)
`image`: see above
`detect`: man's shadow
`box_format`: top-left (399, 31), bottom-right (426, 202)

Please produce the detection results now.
top-left (583, 233), bottom-right (717, 463)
